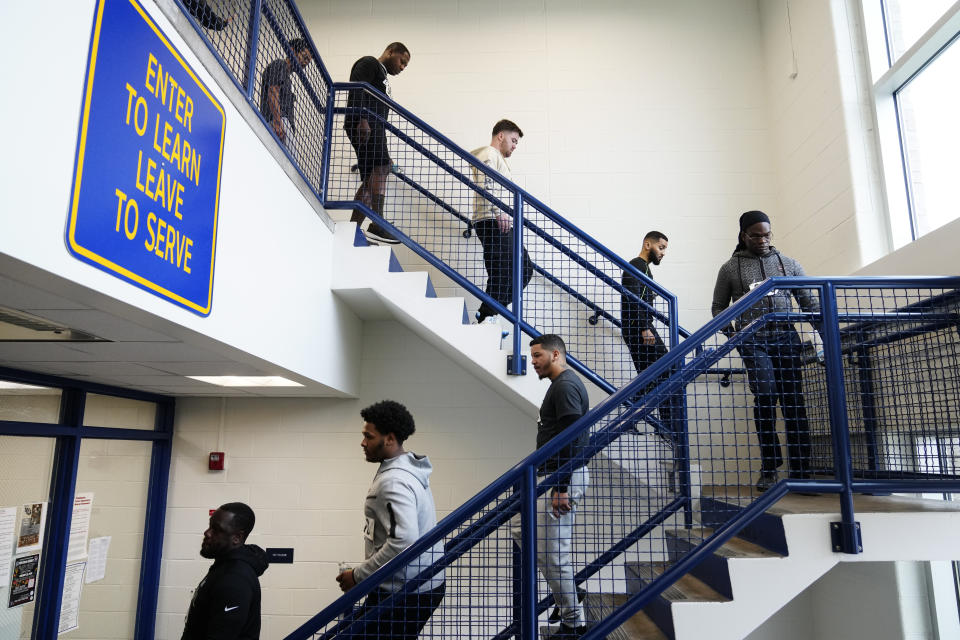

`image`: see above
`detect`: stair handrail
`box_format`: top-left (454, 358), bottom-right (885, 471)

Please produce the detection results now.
top-left (172, 0), bottom-right (690, 391)
top-left (283, 275), bottom-right (960, 640)
top-left (280, 278), bottom-right (810, 640)
top-left (164, 8), bottom-right (960, 637)
top-left (328, 82), bottom-right (685, 331)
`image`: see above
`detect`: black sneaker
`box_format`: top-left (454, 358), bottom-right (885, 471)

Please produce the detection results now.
top-left (544, 623), bottom-right (587, 639)
top-left (548, 588), bottom-right (586, 623)
top-left (365, 222), bottom-right (400, 244)
top-left (755, 471), bottom-right (778, 492)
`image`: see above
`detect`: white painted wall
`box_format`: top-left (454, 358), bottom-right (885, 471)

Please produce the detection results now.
top-left (0, 0), bottom-right (362, 396)
top-left (302, 0), bottom-right (782, 330)
top-left (854, 215), bottom-right (960, 276)
top-left (156, 320), bottom-right (537, 639)
top-left (757, 0), bottom-right (890, 278)
top-left (748, 562), bottom-right (942, 640)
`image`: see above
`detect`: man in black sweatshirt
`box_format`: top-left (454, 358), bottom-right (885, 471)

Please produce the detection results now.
top-left (181, 502), bottom-right (269, 640)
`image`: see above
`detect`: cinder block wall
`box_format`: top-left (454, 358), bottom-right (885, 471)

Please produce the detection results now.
top-left (157, 321), bottom-right (536, 638)
top-left (303, 0), bottom-right (784, 330)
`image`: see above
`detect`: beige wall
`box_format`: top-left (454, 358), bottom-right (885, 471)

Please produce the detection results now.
top-left (157, 320), bottom-right (536, 638)
top-left (302, 0), bottom-right (780, 330)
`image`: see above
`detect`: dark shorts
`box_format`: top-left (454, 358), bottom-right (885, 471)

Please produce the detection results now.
top-left (345, 123), bottom-right (392, 180)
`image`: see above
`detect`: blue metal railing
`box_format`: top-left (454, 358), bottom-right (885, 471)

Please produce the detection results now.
top-left (281, 276), bottom-right (960, 640)
top-left (170, 0), bottom-right (690, 392)
top-left (169, 5), bottom-right (960, 638)
top-left (325, 83), bottom-right (687, 390)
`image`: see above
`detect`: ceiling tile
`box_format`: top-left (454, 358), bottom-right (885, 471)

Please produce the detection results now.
top-left (0, 275), bottom-right (90, 310)
top-left (28, 310), bottom-right (175, 342)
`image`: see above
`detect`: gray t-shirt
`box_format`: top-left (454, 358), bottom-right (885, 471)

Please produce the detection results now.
top-left (537, 369), bottom-right (590, 488)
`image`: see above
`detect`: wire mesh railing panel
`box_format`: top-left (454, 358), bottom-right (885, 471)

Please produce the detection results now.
top-left (303, 489), bottom-right (519, 640)
top-left (692, 285), bottom-right (825, 487)
top-left (521, 201), bottom-right (674, 391)
top-left (833, 287), bottom-right (960, 477)
top-left (253, 0), bottom-right (328, 188)
top-left (180, 0), bottom-right (255, 83)
top-left (286, 279), bottom-right (960, 640)
top-left (175, 0), bottom-right (331, 197)
top-left (327, 86), bottom-right (674, 391)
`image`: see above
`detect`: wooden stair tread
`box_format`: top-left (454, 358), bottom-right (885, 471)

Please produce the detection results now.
top-left (666, 527), bottom-right (780, 559)
top-left (584, 593), bottom-right (668, 640)
top-left (627, 562), bottom-right (730, 603)
top-left (700, 486), bottom-right (960, 515)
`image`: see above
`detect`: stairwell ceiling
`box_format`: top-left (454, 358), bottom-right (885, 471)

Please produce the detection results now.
top-left (0, 273), bottom-right (334, 397)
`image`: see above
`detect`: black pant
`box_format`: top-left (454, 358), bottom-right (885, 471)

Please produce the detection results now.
top-left (475, 219), bottom-right (533, 319)
top-left (351, 583), bottom-right (445, 640)
top-left (737, 328), bottom-right (812, 474)
top-left (622, 323), bottom-right (674, 432)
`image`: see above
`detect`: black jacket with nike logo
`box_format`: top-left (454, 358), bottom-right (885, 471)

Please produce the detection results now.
top-left (181, 544), bottom-right (269, 640)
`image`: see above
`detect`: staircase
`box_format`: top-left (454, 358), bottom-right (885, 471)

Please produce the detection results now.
top-left (615, 492), bottom-right (960, 639)
top-left (168, 3), bottom-right (960, 639)
top-left (331, 221), bottom-right (545, 416)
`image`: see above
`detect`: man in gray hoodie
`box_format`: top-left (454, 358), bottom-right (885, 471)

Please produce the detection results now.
top-left (336, 400), bottom-right (444, 639)
top-left (712, 211), bottom-right (820, 492)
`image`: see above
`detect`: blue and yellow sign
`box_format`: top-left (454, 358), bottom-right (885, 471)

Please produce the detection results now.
top-left (67, 0), bottom-right (225, 316)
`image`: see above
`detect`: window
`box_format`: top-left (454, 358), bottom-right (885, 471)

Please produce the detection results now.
top-left (882, 0), bottom-right (958, 62)
top-left (0, 372), bottom-right (173, 637)
top-left (896, 36), bottom-right (960, 239)
top-left (861, 1), bottom-right (960, 245)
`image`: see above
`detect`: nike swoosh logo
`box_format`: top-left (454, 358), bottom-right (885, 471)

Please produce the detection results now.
top-left (224, 605), bottom-right (239, 612)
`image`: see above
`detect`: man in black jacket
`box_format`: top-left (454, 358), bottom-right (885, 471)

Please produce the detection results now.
top-left (181, 503), bottom-right (269, 640)
top-left (621, 231), bottom-right (674, 434)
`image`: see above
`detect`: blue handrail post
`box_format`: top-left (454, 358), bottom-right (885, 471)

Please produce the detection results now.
top-left (853, 342), bottom-right (880, 472)
top-left (821, 283), bottom-right (862, 554)
top-left (319, 86), bottom-right (336, 200)
top-left (674, 394), bottom-right (694, 528)
top-left (243, 0), bottom-right (263, 100)
top-left (508, 191), bottom-right (525, 376)
top-left (520, 465), bottom-right (537, 640)
top-left (667, 292), bottom-right (680, 352)
top-left (511, 539), bottom-right (522, 639)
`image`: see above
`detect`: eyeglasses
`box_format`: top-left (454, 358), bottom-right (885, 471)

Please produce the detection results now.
top-left (746, 232), bottom-right (772, 240)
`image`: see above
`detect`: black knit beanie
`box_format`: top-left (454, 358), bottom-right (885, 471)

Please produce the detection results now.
top-left (734, 210), bottom-right (771, 253)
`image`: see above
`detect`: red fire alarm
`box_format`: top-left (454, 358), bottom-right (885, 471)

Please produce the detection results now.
top-left (209, 451), bottom-right (225, 471)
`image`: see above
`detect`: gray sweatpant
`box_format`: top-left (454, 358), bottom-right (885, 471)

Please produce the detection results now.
top-left (512, 466), bottom-right (589, 627)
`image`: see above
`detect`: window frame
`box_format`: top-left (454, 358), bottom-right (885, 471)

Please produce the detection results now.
top-left (0, 365), bottom-right (173, 639)
top-left (860, 0), bottom-right (960, 248)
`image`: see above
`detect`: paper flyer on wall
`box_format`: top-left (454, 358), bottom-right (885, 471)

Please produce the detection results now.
top-left (58, 561), bottom-right (85, 634)
top-left (0, 507), bottom-right (17, 587)
top-left (67, 493), bottom-right (94, 563)
top-left (8, 554), bottom-right (39, 608)
top-left (16, 502), bottom-right (47, 554)
top-left (84, 536), bottom-right (110, 584)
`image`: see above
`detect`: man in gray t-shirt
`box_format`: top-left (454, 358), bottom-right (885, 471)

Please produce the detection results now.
top-left (525, 334), bottom-right (590, 639)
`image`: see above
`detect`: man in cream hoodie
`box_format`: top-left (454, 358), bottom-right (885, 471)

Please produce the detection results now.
top-left (336, 400), bottom-right (444, 639)
top-left (472, 119), bottom-right (533, 326)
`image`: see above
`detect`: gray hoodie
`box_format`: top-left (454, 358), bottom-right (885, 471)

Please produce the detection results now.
top-left (354, 452), bottom-right (445, 593)
top-left (711, 247), bottom-right (819, 335)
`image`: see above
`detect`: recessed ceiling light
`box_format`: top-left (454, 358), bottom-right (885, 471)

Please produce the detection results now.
top-left (187, 375), bottom-right (303, 387)
top-left (0, 381), bottom-right (48, 390)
